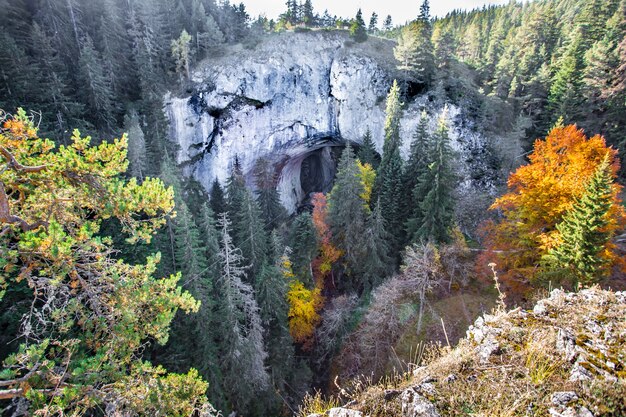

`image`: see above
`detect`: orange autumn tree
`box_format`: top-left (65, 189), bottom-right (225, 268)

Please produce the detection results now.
top-left (311, 192), bottom-right (343, 282)
top-left (479, 124), bottom-right (624, 294)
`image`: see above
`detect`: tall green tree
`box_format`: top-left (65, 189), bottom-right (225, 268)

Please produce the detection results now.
top-left (548, 31), bottom-right (584, 125)
top-left (216, 213), bottom-right (270, 415)
top-left (78, 34), bottom-right (117, 131)
top-left (234, 187), bottom-right (269, 278)
top-left (350, 9), bottom-right (368, 42)
top-left (374, 80), bottom-right (405, 255)
top-left (328, 145), bottom-right (369, 282)
top-left (368, 12), bottom-right (378, 32)
top-left (210, 178), bottom-right (227, 217)
top-left (123, 109), bottom-right (147, 180)
top-left (357, 128), bottom-right (380, 169)
top-left (394, 0), bottom-right (435, 86)
top-left (415, 109), bottom-right (456, 244)
top-left (171, 29), bottom-right (193, 82)
top-left (290, 212), bottom-right (318, 285)
top-left (405, 111), bottom-right (432, 242)
top-left (545, 155), bottom-right (621, 286)
top-left (254, 157), bottom-right (286, 231)
top-left (361, 200), bottom-right (394, 291)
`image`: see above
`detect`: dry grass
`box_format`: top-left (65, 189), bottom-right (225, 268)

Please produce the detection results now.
top-left (329, 287), bottom-right (625, 417)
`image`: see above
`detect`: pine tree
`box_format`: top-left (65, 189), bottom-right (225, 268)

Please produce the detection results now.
top-left (548, 31), bottom-right (584, 125)
top-left (254, 158), bottom-right (286, 231)
top-left (328, 145), bottom-right (369, 282)
top-left (210, 178), bottom-right (227, 217)
top-left (78, 34), bottom-right (117, 131)
top-left (361, 200), bottom-right (394, 291)
top-left (374, 80), bottom-right (405, 256)
top-left (368, 12), bottom-right (378, 33)
top-left (350, 9), bottom-right (368, 43)
top-left (226, 158), bottom-right (246, 227)
top-left (216, 213), bottom-right (270, 415)
top-left (234, 187), bottom-right (269, 279)
top-left (290, 212), bottom-right (318, 285)
top-left (383, 15), bottom-right (393, 32)
top-left (302, 0), bottom-right (315, 26)
top-left (405, 111), bottom-right (431, 241)
top-left (357, 128), bottom-right (380, 169)
top-left (29, 23), bottom-right (84, 138)
top-left (124, 110), bottom-right (147, 180)
top-left (394, 0), bottom-right (435, 86)
top-left (546, 155), bottom-right (620, 286)
top-left (171, 29), bottom-right (193, 82)
top-left (254, 259), bottom-right (296, 412)
top-left (415, 109), bottom-right (456, 244)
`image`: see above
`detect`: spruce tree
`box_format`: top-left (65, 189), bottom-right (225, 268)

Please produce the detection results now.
top-left (547, 155), bottom-right (618, 286)
top-left (393, 0), bottom-right (435, 86)
top-left (234, 187), bottom-right (269, 279)
top-left (226, 158), bottom-right (246, 227)
top-left (361, 200), bottom-right (394, 291)
top-left (383, 15), bottom-right (393, 32)
top-left (78, 34), bottom-right (117, 131)
top-left (368, 12), bottom-right (378, 33)
top-left (405, 111), bottom-right (431, 242)
top-left (548, 31), bottom-right (584, 125)
top-left (374, 80), bottom-right (405, 256)
top-left (290, 212), bottom-right (318, 285)
top-left (328, 145), bottom-right (369, 281)
top-left (216, 213), bottom-right (270, 415)
top-left (350, 9), bottom-right (368, 43)
top-left (357, 128), bottom-right (380, 169)
top-left (123, 110), bottom-right (147, 180)
top-left (210, 178), bottom-right (227, 217)
top-left (254, 158), bottom-right (287, 231)
top-left (415, 109), bottom-right (456, 244)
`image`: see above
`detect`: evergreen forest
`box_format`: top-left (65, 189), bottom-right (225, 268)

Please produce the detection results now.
top-left (0, 0), bottom-right (625, 415)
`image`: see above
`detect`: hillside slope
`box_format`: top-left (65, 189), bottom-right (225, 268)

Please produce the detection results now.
top-left (306, 287), bottom-right (625, 417)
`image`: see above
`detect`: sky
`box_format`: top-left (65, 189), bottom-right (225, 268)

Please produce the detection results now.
top-left (240, 0), bottom-right (511, 26)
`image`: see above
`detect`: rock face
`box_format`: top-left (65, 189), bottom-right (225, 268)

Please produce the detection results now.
top-left (165, 31), bottom-right (498, 212)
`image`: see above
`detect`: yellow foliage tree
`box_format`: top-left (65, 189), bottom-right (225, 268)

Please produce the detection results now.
top-left (357, 160), bottom-right (376, 205)
top-left (281, 253), bottom-right (323, 347)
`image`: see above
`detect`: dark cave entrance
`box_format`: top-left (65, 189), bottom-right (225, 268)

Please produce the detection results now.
top-left (295, 143), bottom-right (358, 212)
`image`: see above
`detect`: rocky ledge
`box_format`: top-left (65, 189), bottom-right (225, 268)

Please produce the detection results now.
top-left (307, 287), bottom-right (625, 417)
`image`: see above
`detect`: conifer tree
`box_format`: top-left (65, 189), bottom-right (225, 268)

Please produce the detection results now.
top-left (302, 0), bottom-right (315, 26)
top-left (254, 157), bottom-right (287, 231)
top-left (226, 158), bottom-right (246, 227)
top-left (210, 178), bottom-right (227, 217)
top-left (546, 155), bottom-right (621, 285)
top-left (78, 34), bottom-right (117, 131)
top-left (328, 145), bottom-right (369, 281)
top-left (290, 212), bottom-right (318, 285)
top-left (234, 187), bottom-right (269, 278)
top-left (374, 80), bottom-right (405, 255)
top-left (383, 15), bottom-right (393, 32)
top-left (124, 109), bottom-right (147, 180)
top-left (548, 31), bottom-right (584, 125)
top-left (368, 12), bottom-right (378, 33)
top-left (393, 0), bottom-right (435, 86)
top-left (361, 200), bottom-right (394, 291)
top-left (171, 29), bottom-right (193, 81)
top-left (216, 213), bottom-right (270, 415)
top-left (415, 109), bottom-right (456, 243)
top-left (350, 9), bottom-right (368, 42)
top-left (405, 111), bottom-right (432, 242)
top-left (357, 128), bottom-right (380, 169)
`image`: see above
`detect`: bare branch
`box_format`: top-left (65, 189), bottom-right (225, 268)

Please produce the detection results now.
top-left (0, 146), bottom-right (48, 173)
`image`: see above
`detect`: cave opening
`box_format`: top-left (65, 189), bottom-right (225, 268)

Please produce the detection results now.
top-left (296, 143), bottom-right (357, 212)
